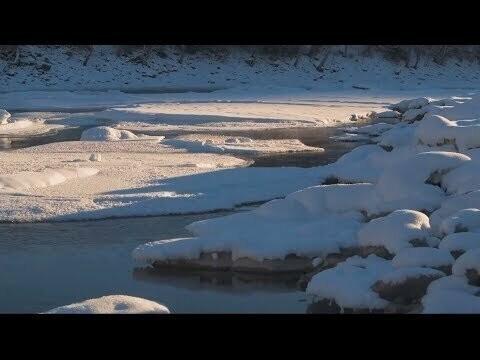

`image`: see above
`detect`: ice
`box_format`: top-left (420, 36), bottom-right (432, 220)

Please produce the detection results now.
top-left (42, 295), bottom-right (170, 314)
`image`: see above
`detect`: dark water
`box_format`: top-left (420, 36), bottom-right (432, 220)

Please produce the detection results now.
top-left (0, 120), bottom-right (378, 313)
top-left (0, 213), bottom-right (309, 313)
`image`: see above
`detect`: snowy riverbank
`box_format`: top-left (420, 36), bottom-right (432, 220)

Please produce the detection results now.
top-left (133, 94), bottom-right (480, 313)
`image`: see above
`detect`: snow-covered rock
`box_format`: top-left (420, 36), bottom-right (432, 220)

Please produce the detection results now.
top-left (439, 232), bottom-right (480, 257)
top-left (440, 208), bottom-right (480, 235)
top-left (306, 255), bottom-right (393, 311)
top-left (375, 110), bottom-right (401, 119)
top-left (402, 108), bottom-right (428, 122)
top-left (358, 210), bottom-right (431, 256)
top-left (452, 249), bottom-right (480, 285)
top-left (422, 275), bottom-right (480, 313)
top-left (42, 295), bottom-right (170, 314)
top-left (81, 126), bottom-right (139, 141)
top-left (372, 267), bottom-right (445, 303)
top-left (392, 247), bottom-right (454, 273)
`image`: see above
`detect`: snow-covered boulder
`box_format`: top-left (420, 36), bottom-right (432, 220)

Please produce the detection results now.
top-left (440, 208), bottom-right (480, 235)
top-left (372, 267), bottom-right (445, 303)
top-left (81, 126), bottom-right (139, 141)
top-left (89, 153), bottom-right (102, 162)
top-left (439, 232), bottom-right (480, 258)
top-left (402, 108), bottom-right (428, 122)
top-left (392, 247), bottom-right (454, 274)
top-left (42, 295), bottom-right (170, 314)
top-left (429, 191), bottom-right (480, 235)
top-left (358, 210), bottom-right (431, 256)
top-left (0, 109), bottom-right (11, 125)
top-left (375, 151), bottom-right (470, 213)
top-left (306, 255), bottom-right (394, 312)
top-left (415, 114), bottom-right (480, 152)
top-left (375, 110), bottom-right (401, 119)
top-left (452, 249), bottom-right (480, 285)
top-left (422, 275), bottom-right (480, 313)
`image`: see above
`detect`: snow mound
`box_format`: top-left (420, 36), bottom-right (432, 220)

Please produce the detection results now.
top-left (439, 232), bottom-right (480, 254)
top-left (422, 275), bottom-right (480, 313)
top-left (430, 191), bottom-right (480, 235)
top-left (392, 247), bottom-right (454, 269)
top-left (133, 184), bottom-right (376, 265)
top-left (81, 126), bottom-right (163, 142)
top-left (305, 255), bottom-right (393, 310)
top-left (375, 151), bottom-right (470, 212)
top-left (0, 109), bottom-right (11, 125)
top-left (375, 110), bottom-right (401, 119)
top-left (452, 249), bottom-right (480, 277)
top-left (42, 295), bottom-right (170, 314)
top-left (0, 167), bottom-right (99, 191)
top-left (415, 114), bottom-right (480, 152)
top-left (440, 208), bottom-right (480, 235)
top-left (376, 267), bottom-right (445, 285)
top-left (358, 210), bottom-right (431, 255)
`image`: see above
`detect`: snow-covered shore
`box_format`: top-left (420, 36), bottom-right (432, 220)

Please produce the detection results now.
top-left (133, 94), bottom-right (480, 313)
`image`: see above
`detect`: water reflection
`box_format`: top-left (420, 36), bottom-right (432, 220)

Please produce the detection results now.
top-left (133, 266), bottom-right (301, 293)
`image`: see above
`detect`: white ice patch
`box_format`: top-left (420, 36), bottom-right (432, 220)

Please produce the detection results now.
top-left (81, 126), bottom-right (162, 142)
top-left (42, 295), bottom-right (170, 314)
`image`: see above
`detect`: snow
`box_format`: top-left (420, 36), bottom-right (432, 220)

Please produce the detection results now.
top-left (42, 295), bottom-right (170, 314)
top-left (0, 167), bottom-right (98, 192)
top-left (440, 208), bottom-right (480, 235)
top-left (163, 134), bottom-right (323, 155)
top-left (402, 108), bottom-right (428, 122)
top-left (376, 267), bottom-right (445, 285)
top-left (343, 122), bottom-right (394, 136)
top-left (392, 247), bottom-right (454, 269)
top-left (80, 126), bottom-right (163, 142)
top-left (0, 141), bottom-right (251, 222)
top-left (0, 109), bottom-right (11, 125)
top-left (329, 133), bottom-right (371, 142)
top-left (375, 110), bottom-right (401, 119)
top-left (305, 255), bottom-right (393, 310)
top-left (422, 275), bottom-right (480, 313)
top-left (415, 114), bottom-right (480, 152)
top-left (133, 184), bottom-right (377, 264)
top-left (439, 233), bottom-right (480, 253)
top-left (357, 210), bottom-right (431, 255)
top-left (452, 249), bottom-right (480, 276)
top-left (429, 191), bottom-right (480, 236)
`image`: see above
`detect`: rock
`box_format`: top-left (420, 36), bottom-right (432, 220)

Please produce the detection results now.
top-left (307, 299), bottom-right (384, 314)
top-left (89, 153), bottom-right (102, 162)
top-left (37, 62), bottom-right (52, 72)
top-left (466, 269), bottom-right (480, 286)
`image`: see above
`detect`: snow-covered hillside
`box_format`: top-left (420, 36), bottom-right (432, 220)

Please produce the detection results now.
top-left (1, 45), bottom-right (480, 92)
